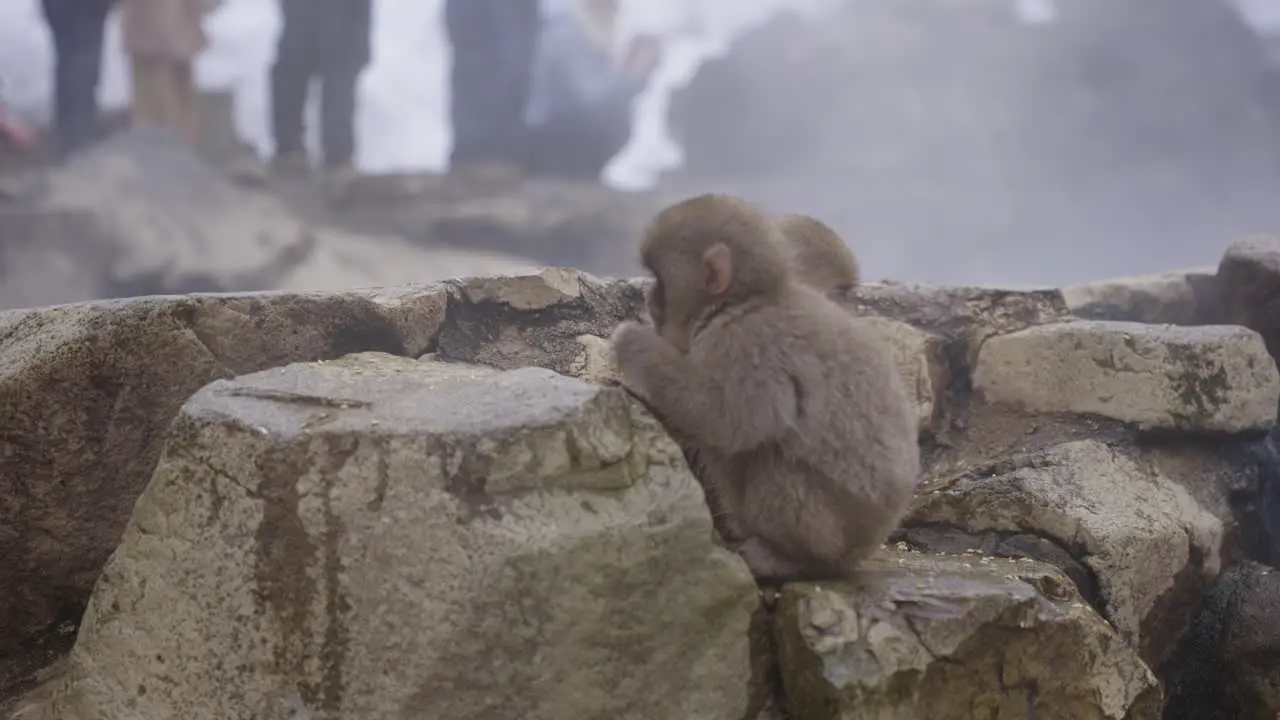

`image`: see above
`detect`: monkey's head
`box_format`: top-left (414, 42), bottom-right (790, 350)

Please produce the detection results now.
top-left (776, 213), bottom-right (860, 294)
top-left (640, 194), bottom-right (792, 351)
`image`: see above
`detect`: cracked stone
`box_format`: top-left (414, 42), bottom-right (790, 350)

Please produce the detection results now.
top-left (775, 547), bottom-right (1160, 720)
top-left (26, 353), bottom-right (756, 720)
top-left (436, 271), bottom-right (645, 376)
top-left (973, 320), bottom-right (1280, 433)
top-left (910, 439), bottom-right (1226, 666)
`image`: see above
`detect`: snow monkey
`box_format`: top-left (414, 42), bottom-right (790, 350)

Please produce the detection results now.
top-left (611, 193), bottom-right (919, 581)
top-left (776, 212), bottom-right (860, 293)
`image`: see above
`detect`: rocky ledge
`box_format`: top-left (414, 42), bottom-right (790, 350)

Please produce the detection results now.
top-left (3, 237), bottom-right (1280, 719)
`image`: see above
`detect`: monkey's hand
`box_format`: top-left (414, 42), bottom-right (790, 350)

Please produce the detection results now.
top-left (611, 321), bottom-right (671, 399)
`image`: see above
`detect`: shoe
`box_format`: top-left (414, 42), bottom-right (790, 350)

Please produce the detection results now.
top-left (271, 149), bottom-right (311, 177)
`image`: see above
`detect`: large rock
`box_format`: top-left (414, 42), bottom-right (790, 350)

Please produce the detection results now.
top-left (437, 269), bottom-right (646, 377)
top-left (0, 129), bottom-right (538, 310)
top-left (910, 440), bottom-right (1228, 666)
top-left (1062, 267), bottom-right (1217, 325)
top-left (1217, 234), bottom-right (1280, 367)
top-left (0, 285), bottom-right (448, 664)
top-left (840, 283), bottom-right (1071, 364)
top-left (973, 320), bottom-right (1280, 433)
top-left (774, 548), bottom-right (1160, 720)
top-left (29, 353), bottom-right (756, 720)
top-left (1164, 561), bottom-right (1280, 720)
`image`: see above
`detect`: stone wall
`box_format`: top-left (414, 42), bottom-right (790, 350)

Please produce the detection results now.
top-left (1, 245), bottom-right (1279, 718)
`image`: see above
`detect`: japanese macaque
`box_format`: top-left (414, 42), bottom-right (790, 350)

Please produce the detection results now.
top-left (776, 212), bottom-right (860, 293)
top-left (611, 193), bottom-right (919, 581)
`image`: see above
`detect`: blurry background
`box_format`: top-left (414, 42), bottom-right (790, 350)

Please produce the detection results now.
top-left (4, 0), bottom-right (1280, 305)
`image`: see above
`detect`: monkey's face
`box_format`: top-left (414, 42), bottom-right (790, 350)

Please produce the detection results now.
top-left (645, 272), bottom-right (701, 353)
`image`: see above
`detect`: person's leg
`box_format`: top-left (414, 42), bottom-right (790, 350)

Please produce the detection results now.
top-left (42, 0), bottom-right (74, 154)
top-left (128, 55), bottom-right (164, 130)
top-left (489, 0), bottom-right (540, 162)
top-left (317, 67), bottom-right (359, 170)
top-left (270, 0), bottom-right (315, 169)
top-left (443, 0), bottom-right (540, 168)
top-left (42, 0), bottom-right (110, 158)
top-left (315, 0), bottom-right (368, 170)
top-left (443, 0), bottom-right (494, 167)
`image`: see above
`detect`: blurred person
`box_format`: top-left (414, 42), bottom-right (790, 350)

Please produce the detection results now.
top-left (40, 0), bottom-right (116, 160)
top-left (443, 0), bottom-right (541, 184)
top-left (121, 0), bottom-right (221, 147)
top-left (269, 0), bottom-right (373, 197)
top-left (520, 0), bottom-right (662, 181)
top-left (667, 10), bottom-right (835, 178)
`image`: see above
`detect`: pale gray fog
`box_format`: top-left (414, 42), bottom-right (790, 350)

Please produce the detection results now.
top-left (4, 0), bottom-right (1280, 296)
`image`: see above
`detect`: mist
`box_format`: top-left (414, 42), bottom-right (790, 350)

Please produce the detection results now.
top-left (3, 0), bottom-right (1280, 289)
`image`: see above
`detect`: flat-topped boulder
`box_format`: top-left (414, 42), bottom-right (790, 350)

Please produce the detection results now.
top-left (973, 320), bottom-right (1280, 433)
top-left (28, 353), bottom-right (756, 720)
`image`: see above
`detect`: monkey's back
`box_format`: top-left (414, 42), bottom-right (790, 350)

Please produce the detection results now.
top-left (707, 286), bottom-right (920, 567)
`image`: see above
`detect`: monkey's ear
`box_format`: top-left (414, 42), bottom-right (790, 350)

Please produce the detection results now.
top-left (702, 243), bottom-right (733, 296)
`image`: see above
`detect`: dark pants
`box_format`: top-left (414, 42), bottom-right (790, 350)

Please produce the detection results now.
top-left (444, 0), bottom-right (539, 168)
top-left (271, 0), bottom-right (372, 168)
top-left (523, 103), bottom-right (633, 180)
top-left (41, 0), bottom-right (113, 160)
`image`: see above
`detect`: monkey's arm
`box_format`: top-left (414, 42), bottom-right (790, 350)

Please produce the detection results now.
top-left (612, 321), bottom-right (797, 453)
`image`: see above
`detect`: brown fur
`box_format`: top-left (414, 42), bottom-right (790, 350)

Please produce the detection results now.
top-left (776, 212), bottom-right (860, 293)
top-left (612, 193), bottom-right (919, 581)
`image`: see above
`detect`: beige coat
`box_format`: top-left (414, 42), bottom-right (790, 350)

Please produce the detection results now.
top-left (120, 0), bottom-right (219, 61)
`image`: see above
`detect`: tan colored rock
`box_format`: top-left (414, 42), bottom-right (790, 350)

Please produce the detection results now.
top-left (775, 548), bottom-right (1160, 720)
top-left (437, 271), bottom-right (646, 376)
top-left (0, 286), bottom-right (449, 658)
top-left (911, 440), bottom-right (1224, 663)
top-left (858, 316), bottom-right (949, 434)
top-left (460, 267), bottom-right (582, 310)
top-left (31, 354), bottom-right (756, 720)
top-left (1063, 267), bottom-right (1216, 326)
top-left (973, 320), bottom-right (1280, 433)
top-left (1217, 234), bottom-right (1280, 367)
top-left (568, 334), bottom-right (620, 385)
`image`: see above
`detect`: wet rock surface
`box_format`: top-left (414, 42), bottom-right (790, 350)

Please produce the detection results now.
top-left (2, 263), bottom-right (1280, 719)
